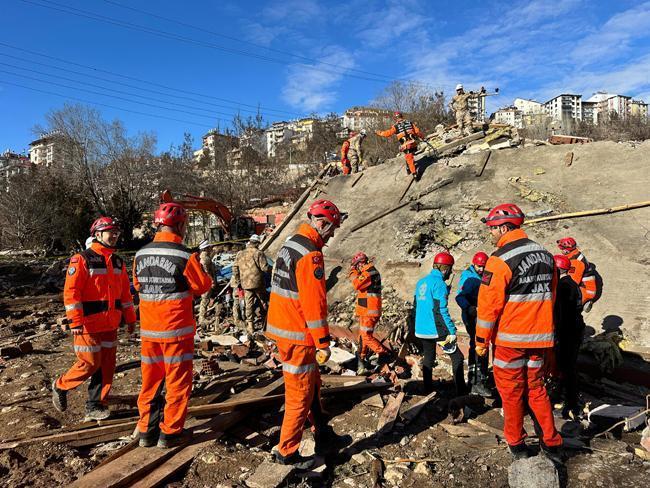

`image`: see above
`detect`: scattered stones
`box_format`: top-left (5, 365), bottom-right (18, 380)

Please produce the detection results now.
top-left (245, 461), bottom-right (294, 488)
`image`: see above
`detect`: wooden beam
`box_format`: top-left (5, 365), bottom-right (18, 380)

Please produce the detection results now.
top-left (475, 150), bottom-right (492, 177)
top-left (351, 173), bottom-right (364, 188)
top-left (398, 176), bottom-right (416, 203)
top-left (260, 164), bottom-right (332, 251)
top-left (525, 200), bottom-right (650, 226)
top-left (402, 391), bottom-right (437, 424)
top-left (377, 392), bottom-right (405, 434)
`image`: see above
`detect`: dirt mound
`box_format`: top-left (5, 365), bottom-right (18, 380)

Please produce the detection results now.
top-left (266, 140), bottom-right (650, 347)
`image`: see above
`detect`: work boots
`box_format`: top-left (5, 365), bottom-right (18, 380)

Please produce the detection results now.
top-left (314, 425), bottom-right (352, 456)
top-left (84, 405), bottom-right (111, 421)
top-left (157, 429), bottom-right (193, 449)
top-left (508, 443), bottom-right (531, 460)
top-left (471, 371), bottom-right (492, 397)
top-left (51, 379), bottom-right (67, 412)
top-left (272, 448), bottom-right (315, 470)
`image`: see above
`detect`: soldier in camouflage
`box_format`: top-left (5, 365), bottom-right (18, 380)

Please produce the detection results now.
top-left (449, 84), bottom-right (478, 136)
top-left (231, 234), bottom-right (271, 335)
top-left (198, 240), bottom-right (217, 328)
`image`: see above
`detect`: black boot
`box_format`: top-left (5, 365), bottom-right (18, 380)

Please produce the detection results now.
top-left (508, 443), bottom-right (531, 460)
top-left (51, 379), bottom-right (67, 412)
top-left (157, 429), bottom-right (192, 449)
top-left (272, 448), bottom-right (315, 470)
top-left (314, 425), bottom-right (352, 455)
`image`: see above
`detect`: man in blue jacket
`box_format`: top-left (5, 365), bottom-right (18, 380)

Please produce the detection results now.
top-left (414, 252), bottom-right (466, 395)
top-left (456, 251), bottom-right (491, 397)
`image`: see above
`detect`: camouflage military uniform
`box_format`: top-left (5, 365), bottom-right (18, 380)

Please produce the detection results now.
top-left (347, 133), bottom-right (365, 173)
top-left (450, 93), bottom-right (475, 136)
top-left (231, 244), bottom-right (271, 334)
top-left (198, 249), bottom-right (216, 327)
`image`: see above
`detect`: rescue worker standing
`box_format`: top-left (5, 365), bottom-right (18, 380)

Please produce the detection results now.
top-left (376, 112), bottom-right (423, 179)
top-left (198, 240), bottom-right (216, 327)
top-left (349, 252), bottom-right (389, 372)
top-left (134, 202), bottom-right (212, 448)
top-left (557, 237), bottom-right (597, 311)
top-left (232, 234), bottom-right (271, 335)
top-left (449, 84), bottom-right (478, 136)
top-left (266, 199), bottom-right (349, 469)
top-left (414, 252), bottom-right (466, 396)
top-left (553, 254), bottom-right (585, 419)
top-left (455, 251), bottom-right (491, 396)
top-left (52, 217), bottom-right (136, 420)
top-left (476, 203), bottom-right (562, 460)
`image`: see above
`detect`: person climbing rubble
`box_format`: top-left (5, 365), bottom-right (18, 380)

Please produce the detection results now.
top-left (52, 217), bottom-right (136, 421)
top-left (349, 251), bottom-right (389, 374)
top-left (340, 129), bottom-right (367, 175)
top-left (449, 84), bottom-right (479, 136)
top-left (231, 234), bottom-right (271, 335)
top-left (266, 199), bottom-right (350, 470)
top-left (198, 240), bottom-right (217, 328)
top-left (413, 252), bottom-right (467, 396)
top-left (455, 251), bottom-right (491, 397)
top-left (557, 237), bottom-right (599, 311)
top-left (552, 254), bottom-right (585, 419)
top-left (133, 202), bottom-right (212, 449)
top-left (376, 111), bottom-right (423, 179)
top-left (476, 203), bottom-right (562, 461)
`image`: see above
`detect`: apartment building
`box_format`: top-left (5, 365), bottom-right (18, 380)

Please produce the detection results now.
top-left (28, 131), bottom-right (67, 167)
top-left (543, 94), bottom-right (582, 124)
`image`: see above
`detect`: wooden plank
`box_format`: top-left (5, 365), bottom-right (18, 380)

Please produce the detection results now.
top-left (467, 418), bottom-right (504, 437)
top-left (350, 173), bottom-right (364, 187)
top-left (525, 200), bottom-right (650, 226)
top-left (377, 392), bottom-right (405, 434)
top-left (69, 377), bottom-right (286, 488)
top-left (0, 421), bottom-right (137, 449)
top-left (401, 391), bottom-right (437, 424)
top-left (475, 150), bottom-right (492, 177)
top-left (398, 176), bottom-right (416, 203)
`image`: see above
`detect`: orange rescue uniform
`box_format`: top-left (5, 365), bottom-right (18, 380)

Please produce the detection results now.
top-left (350, 263), bottom-right (388, 357)
top-left (58, 242), bottom-right (136, 410)
top-left (266, 223), bottom-right (330, 457)
top-left (565, 248), bottom-right (597, 305)
top-left (133, 231), bottom-right (212, 440)
top-left (340, 140), bottom-right (351, 175)
top-left (376, 118), bottom-right (423, 175)
top-left (477, 228), bottom-right (562, 448)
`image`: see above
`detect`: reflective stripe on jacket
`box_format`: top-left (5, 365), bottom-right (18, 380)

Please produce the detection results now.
top-left (134, 231), bottom-right (212, 343)
top-left (351, 263), bottom-right (382, 318)
top-left (63, 242), bottom-right (136, 333)
top-left (414, 268), bottom-right (456, 339)
top-left (477, 229), bottom-right (556, 349)
top-left (266, 223), bottom-right (330, 348)
top-left (566, 248), bottom-right (597, 304)
top-left (376, 118), bottom-right (423, 142)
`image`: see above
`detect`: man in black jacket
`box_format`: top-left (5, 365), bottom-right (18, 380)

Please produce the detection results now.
top-left (553, 254), bottom-right (585, 418)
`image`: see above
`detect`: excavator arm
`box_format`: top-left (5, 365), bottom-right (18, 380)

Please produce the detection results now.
top-left (161, 189), bottom-right (233, 235)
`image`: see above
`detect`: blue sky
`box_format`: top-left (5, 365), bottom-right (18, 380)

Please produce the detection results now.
top-left (2, 0), bottom-right (650, 153)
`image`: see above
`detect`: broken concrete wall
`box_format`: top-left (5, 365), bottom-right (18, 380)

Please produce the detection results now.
top-left (266, 140), bottom-right (650, 347)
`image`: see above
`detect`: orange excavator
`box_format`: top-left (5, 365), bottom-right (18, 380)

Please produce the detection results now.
top-left (160, 189), bottom-right (266, 242)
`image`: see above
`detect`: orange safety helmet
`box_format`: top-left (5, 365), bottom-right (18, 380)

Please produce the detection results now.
top-left (154, 202), bottom-right (187, 227)
top-left (307, 199), bottom-right (343, 228)
top-left (351, 251), bottom-right (368, 267)
top-left (90, 216), bottom-right (120, 235)
top-left (481, 203), bottom-right (525, 227)
top-left (557, 237), bottom-right (577, 250)
top-left (553, 254), bottom-right (571, 271)
top-left (472, 251), bottom-right (489, 267)
top-left (433, 252), bottom-right (455, 266)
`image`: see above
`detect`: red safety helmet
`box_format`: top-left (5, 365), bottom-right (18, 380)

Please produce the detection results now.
top-left (433, 252), bottom-right (455, 266)
top-left (154, 202), bottom-right (187, 227)
top-left (307, 199), bottom-right (343, 228)
top-left (472, 251), bottom-right (489, 267)
top-left (351, 251), bottom-right (368, 267)
top-left (90, 216), bottom-right (120, 235)
top-left (553, 254), bottom-right (571, 271)
top-left (557, 237), bottom-right (577, 250)
top-left (481, 203), bottom-right (525, 227)
top-left (393, 111), bottom-right (403, 120)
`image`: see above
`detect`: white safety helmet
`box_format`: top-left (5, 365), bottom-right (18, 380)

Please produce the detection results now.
top-left (359, 129), bottom-right (367, 136)
top-left (198, 239), bottom-right (211, 250)
top-left (85, 237), bottom-right (94, 249)
top-left (249, 234), bottom-right (261, 244)
top-left (456, 83), bottom-right (463, 91)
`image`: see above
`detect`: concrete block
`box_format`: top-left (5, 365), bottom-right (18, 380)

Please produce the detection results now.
top-left (246, 461), bottom-right (293, 488)
top-left (508, 455), bottom-right (559, 488)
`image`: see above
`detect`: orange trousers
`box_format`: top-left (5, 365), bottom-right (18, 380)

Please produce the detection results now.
top-left (493, 346), bottom-right (562, 448)
top-left (358, 316), bottom-right (388, 357)
top-left (56, 330), bottom-right (117, 409)
top-left (276, 342), bottom-right (321, 457)
top-left (403, 151), bottom-right (417, 175)
top-left (581, 277), bottom-right (597, 304)
top-left (137, 339), bottom-right (194, 437)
